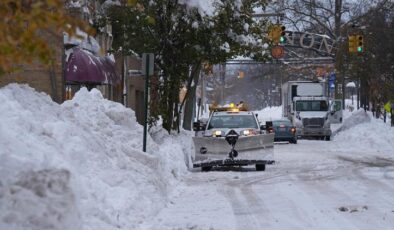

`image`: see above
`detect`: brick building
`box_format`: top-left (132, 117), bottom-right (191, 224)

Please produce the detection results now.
top-left (0, 30), bottom-right (64, 103)
top-left (0, 0), bottom-right (150, 126)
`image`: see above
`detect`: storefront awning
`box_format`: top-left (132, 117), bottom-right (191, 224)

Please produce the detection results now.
top-left (65, 48), bottom-right (120, 85)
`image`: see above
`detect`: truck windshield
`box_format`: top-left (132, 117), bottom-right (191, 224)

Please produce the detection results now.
top-left (207, 115), bottom-right (258, 129)
top-left (295, 100), bottom-right (328, 111)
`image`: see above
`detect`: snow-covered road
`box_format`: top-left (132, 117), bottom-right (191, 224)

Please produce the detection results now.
top-left (1, 85), bottom-right (393, 230)
top-left (144, 140), bottom-right (394, 230)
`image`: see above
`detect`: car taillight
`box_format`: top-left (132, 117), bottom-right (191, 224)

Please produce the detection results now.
top-left (268, 128), bottom-right (274, 133)
top-left (290, 127), bottom-right (296, 133)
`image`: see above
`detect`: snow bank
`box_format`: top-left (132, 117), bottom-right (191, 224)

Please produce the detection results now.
top-left (0, 84), bottom-right (188, 230)
top-left (333, 109), bottom-right (394, 153)
top-left (255, 106), bottom-right (283, 122)
top-left (334, 109), bottom-right (370, 133)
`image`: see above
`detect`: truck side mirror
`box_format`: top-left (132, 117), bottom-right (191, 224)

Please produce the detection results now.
top-left (265, 121), bottom-right (274, 133)
top-left (193, 122), bottom-right (199, 131)
top-left (193, 122), bottom-right (205, 131)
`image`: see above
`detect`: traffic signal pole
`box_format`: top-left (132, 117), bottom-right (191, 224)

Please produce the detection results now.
top-left (342, 61), bottom-right (346, 110)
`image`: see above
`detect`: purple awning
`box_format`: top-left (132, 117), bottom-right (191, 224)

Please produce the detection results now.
top-left (65, 48), bottom-right (120, 85)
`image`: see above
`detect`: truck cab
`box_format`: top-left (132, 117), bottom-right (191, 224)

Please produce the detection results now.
top-left (293, 96), bottom-right (332, 140)
top-left (282, 81), bottom-right (333, 141)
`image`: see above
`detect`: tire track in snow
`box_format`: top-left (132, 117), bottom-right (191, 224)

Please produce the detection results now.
top-left (282, 174), bottom-right (360, 230)
top-left (295, 177), bottom-right (363, 230)
top-left (294, 161), bottom-right (394, 230)
top-left (220, 176), bottom-right (284, 230)
top-left (239, 185), bottom-right (276, 227)
top-left (250, 183), bottom-right (310, 229)
top-left (225, 173), bottom-right (314, 229)
top-left (220, 185), bottom-right (260, 229)
top-left (328, 175), bottom-right (394, 230)
top-left (350, 167), bottom-right (394, 206)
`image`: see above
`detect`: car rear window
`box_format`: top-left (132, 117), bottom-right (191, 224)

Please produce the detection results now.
top-left (273, 120), bottom-right (291, 126)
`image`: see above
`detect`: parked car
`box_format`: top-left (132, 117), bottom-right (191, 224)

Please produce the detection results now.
top-left (272, 119), bottom-right (297, 144)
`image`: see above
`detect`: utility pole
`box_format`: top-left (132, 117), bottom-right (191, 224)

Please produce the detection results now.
top-left (342, 56), bottom-right (347, 110)
top-left (357, 77), bottom-right (360, 110)
top-left (200, 71), bottom-right (205, 116)
top-left (220, 63), bottom-right (226, 104)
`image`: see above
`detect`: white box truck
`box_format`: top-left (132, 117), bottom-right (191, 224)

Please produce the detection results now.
top-left (282, 81), bottom-right (341, 140)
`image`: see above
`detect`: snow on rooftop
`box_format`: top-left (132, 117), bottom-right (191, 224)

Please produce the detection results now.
top-left (64, 28), bottom-right (101, 55)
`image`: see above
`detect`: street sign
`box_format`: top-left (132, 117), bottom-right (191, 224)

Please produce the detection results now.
top-left (141, 53), bottom-right (154, 76)
top-left (271, 45), bottom-right (284, 59)
top-left (328, 72), bottom-right (335, 92)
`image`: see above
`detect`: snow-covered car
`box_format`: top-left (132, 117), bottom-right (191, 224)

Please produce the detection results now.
top-left (192, 105), bottom-right (274, 171)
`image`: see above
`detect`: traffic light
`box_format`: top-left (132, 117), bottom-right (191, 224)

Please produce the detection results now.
top-left (279, 26), bottom-right (286, 44)
top-left (348, 35), bottom-right (364, 54)
top-left (348, 35), bottom-right (357, 53)
top-left (356, 35), bottom-right (364, 53)
top-left (268, 25), bottom-right (282, 44)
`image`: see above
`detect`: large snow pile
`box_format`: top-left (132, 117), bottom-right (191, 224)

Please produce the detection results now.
top-left (0, 84), bottom-right (189, 230)
top-left (333, 109), bottom-right (394, 153)
top-left (255, 106), bottom-right (283, 122)
top-left (334, 108), bottom-right (370, 133)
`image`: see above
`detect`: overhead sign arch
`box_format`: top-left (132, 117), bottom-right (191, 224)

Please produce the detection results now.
top-left (281, 31), bottom-right (336, 57)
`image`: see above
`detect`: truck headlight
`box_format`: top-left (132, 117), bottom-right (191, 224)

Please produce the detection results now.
top-left (213, 130), bottom-right (223, 137)
top-left (241, 129), bottom-right (257, 136)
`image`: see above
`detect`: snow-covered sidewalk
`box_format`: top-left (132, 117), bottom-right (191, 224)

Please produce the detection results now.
top-left (0, 84), bottom-right (191, 230)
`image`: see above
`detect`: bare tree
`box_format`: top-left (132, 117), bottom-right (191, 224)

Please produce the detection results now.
top-left (267, 0), bottom-right (391, 108)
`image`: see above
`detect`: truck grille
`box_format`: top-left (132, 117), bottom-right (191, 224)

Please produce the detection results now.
top-left (302, 118), bottom-right (324, 128)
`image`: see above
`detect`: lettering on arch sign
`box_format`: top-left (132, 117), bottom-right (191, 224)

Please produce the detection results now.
top-left (281, 31), bottom-right (336, 56)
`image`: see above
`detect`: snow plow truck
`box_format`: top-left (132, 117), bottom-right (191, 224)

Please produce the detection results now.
top-left (192, 103), bottom-right (275, 171)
